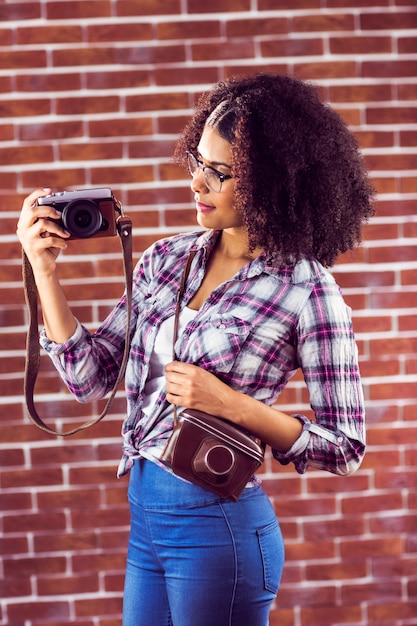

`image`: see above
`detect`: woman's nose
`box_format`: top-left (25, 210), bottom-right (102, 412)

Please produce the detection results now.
top-left (190, 168), bottom-right (209, 193)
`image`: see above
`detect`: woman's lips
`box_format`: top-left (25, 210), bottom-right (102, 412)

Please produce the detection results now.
top-left (196, 201), bottom-right (215, 213)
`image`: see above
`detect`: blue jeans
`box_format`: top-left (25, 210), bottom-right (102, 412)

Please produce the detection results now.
top-left (123, 459), bottom-right (284, 626)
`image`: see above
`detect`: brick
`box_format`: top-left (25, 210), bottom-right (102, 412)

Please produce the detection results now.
top-left (350, 315), bottom-right (392, 334)
top-left (0, 577), bottom-right (32, 600)
top-left (355, 131), bottom-right (395, 149)
top-left (278, 583), bottom-right (337, 608)
top-left (0, 447), bottom-right (25, 467)
top-left (342, 580), bottom-right (402, 605)
top-left (0, 490), bottom-right (32, 511)
top-left (330, 35), bottom-right (392, 54)
top-left (89, 117), bottom-right (153, 138)
top-left (92, 164), bottom-right (154, 185)
top-left (0, 97), bottom-right (51, 118)
top-left (117, 43), bottom-right (186, 65)
top-left (399, 36), bottom-right (417, 53)
top-left (100, 529), bottom-right (130, 550)
top-left (0, 27), bottom-right (12, 45)
top-left (37, 487), bottom-right (102, 514)
top-left (405, 361), bottom-right (417, 380)
top-left (368, 198), bottom-right (415, 217)
top-left (0, 120), bottom-right (14, 140)
top-left (86, 69), bottom-right (151, 90)
top-left (19, 120), bottom-right (84, 141)
top-left (56, 95), bottom-right (120, 116)
top-left (35, 531), bottom-right (98, 553)
top-left (72, 553), bottom-right (126, 574)
top-left (33, 622), bottom-right (93, 626)
top-left (38, 573), bottom-right (100, 596)
top-left (370, 381), bottom-right (417, 401)
top-left (363, 59), bottom-right (417, 78)
top-left (0, 49), bottom-right (47, 70)
top-left (4, 555), bottom-right (67, 577)
top-left (165, 207), bottom-right (197, 227)
top-left (398, 82), bottom-right (417, 100)
top-left (369, 244), bottom-right (417, 263)
top-left (402, 176), bottom-right (417, 193)
top-left (158, 19), bottom-right (221, 39)
top-left (155, 66), bottom-right (219, 86)
top-left (260, 0), bottom-right (320, 7)
top-left (306, 473), bottom-right (370, 495)
top-left (361, 11), bottom-right (417, 30)
top-left (303, 516), bottom-right (366, 541)
top-left (367, 105), bottom-right (417, 125)
top-left (333, 269), bottom-right (395, 289)
top-left (294, 60), bottom-right (357, 80)
top-left (225, 61), bottom-right (288, 79)
top-left (261, 38), bottom-right (323, 58)
top-left (371, 555), bottom-right (417, 579)
top-left (87, 22), bottom-right (153, 42)
top-left (284, 540), bottom-right (336, 562)
top-left (192, 40), bottom-right (255, 62)
top-left (52, 47), bottom-right (116, 67)
top-left (0, 145), bottom-right (54, 166)
top-left (398, 312), bottom-right (417, 331)
top-left (227, 17), bottom-right (288, 37)
top-left (306, 560), bottom-right (367, 581)
top-left (1, 468), bottom-right (64, 490)
top-left (16, 25), bottom-right (82, 45)
top-left (104, 572), bottom-right (125, 592)
top-left (16, 72), bottom-right (82, 92)
top-left (125, 91), bottom-right (189, 113)
top-left (59, 141), bottom-right (124, 162)
top-left (269, 609), bottom-right (297, 626)
top-left (0, 535), bottom-right (29, 556)
top-left (7, 601), bottom-right (70, 623)
top-left (360, 449), bottom-right (400, 470)
top-left (76, 595), bottom-right (123, 618)
top-left (128, 138), bottom-right (176, 159)
top-left (370, 513), bottom-right (417, 535)
top-left (47, 1), bottom-right (112, 19)
top-left (370, 336), bottom-right (417, 357)
top-left (368, 425), bottom-right (417, 446)
top-left (368, 601), bottom-right (417, 622)
top-left (342, 492), bottom-right (403, 515)
top-left (117, 0), bottom-right (181, 16)
top-left (294, 13), bottom-right (355, 32)
top-left (341, 537), bottom-right (403, 559)
top-left (188, 0), bottom-right (249, 11)
top-left (375, 468), bottom-right (417, 491)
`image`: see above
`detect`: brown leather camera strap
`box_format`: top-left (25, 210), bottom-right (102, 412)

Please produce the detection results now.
top-left (22, 214), bottom-right (133, 436)
top-left (172, 249), bottom-right (197, 427)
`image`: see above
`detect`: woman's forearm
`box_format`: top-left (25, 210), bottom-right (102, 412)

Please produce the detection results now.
top-left (35, 272), bottom-right (77, 344)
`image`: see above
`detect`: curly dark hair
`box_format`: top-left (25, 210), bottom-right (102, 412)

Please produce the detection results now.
top-left (174, 73), bottom-right (375, 267)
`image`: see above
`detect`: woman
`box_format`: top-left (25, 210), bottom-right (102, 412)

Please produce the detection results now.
top-left (17, 73), bottom-right (374, 626)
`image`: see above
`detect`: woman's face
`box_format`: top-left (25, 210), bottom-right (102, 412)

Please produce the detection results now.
top-left (191, 125), bottom-right (243, 232)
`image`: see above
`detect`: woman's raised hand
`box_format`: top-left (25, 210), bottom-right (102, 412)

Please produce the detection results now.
top-left (16, 189), bottom-right (71, 277)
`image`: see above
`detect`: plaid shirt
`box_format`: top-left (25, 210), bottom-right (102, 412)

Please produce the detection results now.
top-left (41, 229), bottom-right (365, 478)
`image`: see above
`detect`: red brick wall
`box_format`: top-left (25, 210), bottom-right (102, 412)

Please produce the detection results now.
top-left (1, 2), bottom-right (417, 625)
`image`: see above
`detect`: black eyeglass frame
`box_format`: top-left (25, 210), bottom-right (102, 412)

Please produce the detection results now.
top-left (186, 151), bottom-right (233, 193)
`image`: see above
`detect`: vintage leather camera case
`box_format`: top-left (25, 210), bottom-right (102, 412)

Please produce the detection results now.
top-left (161, 408), bottom-right (264, 501)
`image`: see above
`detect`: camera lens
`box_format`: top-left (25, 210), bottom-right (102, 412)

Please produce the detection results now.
top-left (61, 199), bottom-right (103, 238)
top-left (205, 445), bottom-right (235, 475)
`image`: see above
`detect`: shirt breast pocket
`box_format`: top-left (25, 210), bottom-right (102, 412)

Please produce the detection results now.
top-left (182, 315), bottom-right (253, 374)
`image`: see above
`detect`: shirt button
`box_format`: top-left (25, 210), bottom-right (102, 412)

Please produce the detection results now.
top-left (337, 436), bottom-right (344, 444)
top-left (219, 323), bottom-right (226, 329)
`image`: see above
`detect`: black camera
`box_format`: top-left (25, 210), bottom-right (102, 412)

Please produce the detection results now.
top-left (37, 187), bottom-right (122, 239)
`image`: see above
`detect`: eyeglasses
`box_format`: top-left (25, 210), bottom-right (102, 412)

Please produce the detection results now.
top-left (186, 151), bottom-right (233, 193)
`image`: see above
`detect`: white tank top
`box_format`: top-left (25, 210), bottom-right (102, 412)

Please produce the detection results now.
top-left (141, 306), bottom-right (198, 417)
